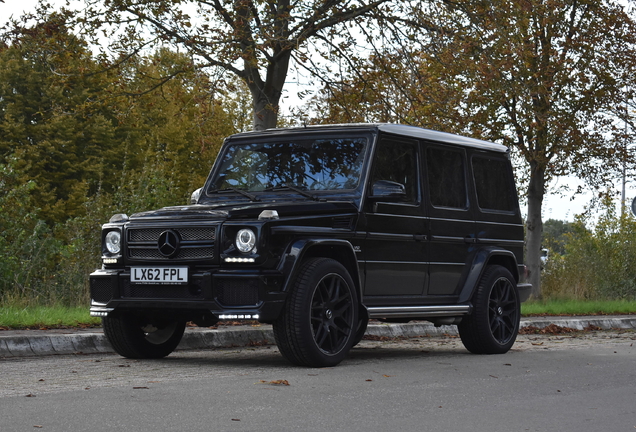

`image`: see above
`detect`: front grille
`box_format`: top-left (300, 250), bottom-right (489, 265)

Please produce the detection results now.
top-left (121, 280), bottom-right (203, 299)
top-left (126, 226), bottom-right (216, 261)
top-left (129, 228), bottom-right (215, 242)
top-left (215, 279), bottom-right (259, 306)
top-left (128, 247), bottom-right (215, 260)
top-left (90, 278), bottom-right (112, 303)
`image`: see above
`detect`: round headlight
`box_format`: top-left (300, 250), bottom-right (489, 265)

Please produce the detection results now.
top-left (105, 230), bottom-right (121, 254)
top-left (236, 228), bottom-right (256, 253)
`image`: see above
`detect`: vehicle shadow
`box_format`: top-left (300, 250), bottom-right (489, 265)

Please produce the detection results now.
top-left (142, 339), bottom-right (471, 370)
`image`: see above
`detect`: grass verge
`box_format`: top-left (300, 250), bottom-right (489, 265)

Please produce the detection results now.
top-left (521, 299), bottom-right (636, 316)
top-left (0, 300), bottom-right (635, 329)
top-left (0, 306), bottom-right (101, 329)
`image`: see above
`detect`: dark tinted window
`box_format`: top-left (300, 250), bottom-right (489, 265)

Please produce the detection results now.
top-left (427, 146), bottom-right (467, 208)
top-left (370, 139), bottom-right (418, 202)
top-left (472, 155), bottom-right (515, 212)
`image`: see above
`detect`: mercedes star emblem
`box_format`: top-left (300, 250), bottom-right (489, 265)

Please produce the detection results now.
top-left (157, 230), bottom-right (180, 258)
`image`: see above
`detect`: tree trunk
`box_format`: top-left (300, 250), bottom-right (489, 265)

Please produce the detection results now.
top-left (526, 161), bottom-right (546, 298)
top-left (247, 50), bottom-right (292, 131)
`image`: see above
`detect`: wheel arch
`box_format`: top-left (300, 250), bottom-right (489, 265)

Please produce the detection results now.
top-left (278, 238), bottom-right (363, 301)
top-left (457, 247), bottom-right (519, 304)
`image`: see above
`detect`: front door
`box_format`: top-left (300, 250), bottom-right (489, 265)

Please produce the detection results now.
top-left (361, 137), bottom-right (429, 297)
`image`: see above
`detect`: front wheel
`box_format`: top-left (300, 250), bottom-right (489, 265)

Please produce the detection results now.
top-left (103, 314), bottom-right (186, 359)
top-left (458, 265), bottom-right (520, 354)
top-left (273, 258), bottom-right (359, 367)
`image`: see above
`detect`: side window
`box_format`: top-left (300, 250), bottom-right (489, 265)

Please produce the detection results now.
top-left (472, 155), bottom-right (515, 212)
top-left (370, 139), bottom-right (418, 203)
top-left (426, 146), bottom-right (467, 209)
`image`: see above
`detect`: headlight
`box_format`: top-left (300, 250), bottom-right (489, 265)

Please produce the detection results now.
top-left (235, 228), bottom-right (256, 253)
top-left (105, 230), bottom-right (121, 254)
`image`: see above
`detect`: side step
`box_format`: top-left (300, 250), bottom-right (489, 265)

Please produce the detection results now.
top-left (366, 305), bottom-right (471, 319)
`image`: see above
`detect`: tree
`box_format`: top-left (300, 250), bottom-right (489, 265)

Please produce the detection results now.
top-left (543, 219), bottom-right (577, 256)
top-left (0, 11), bottom-right (122, 224)
top-left (77, 0), bottom-right (408, 131)
top-left (308, 0), bottom-right (636, 297)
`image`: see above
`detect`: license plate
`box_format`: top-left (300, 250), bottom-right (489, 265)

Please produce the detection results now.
top-left (130, 267), bottom-right (188, 285)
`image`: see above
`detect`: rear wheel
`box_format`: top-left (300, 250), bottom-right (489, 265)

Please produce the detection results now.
top-left (458, 265), bottom-right (520, 354)
top-left (274, 258), bottom-right (358, 367)
top-left (103, 314), bottom-right (186, 359)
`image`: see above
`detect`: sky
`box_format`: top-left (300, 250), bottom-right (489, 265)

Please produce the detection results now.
top-left (3, 0), bottom-right (634, 223)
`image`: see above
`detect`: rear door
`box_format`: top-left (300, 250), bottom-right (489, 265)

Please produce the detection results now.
top-left (424, 143), bottom-right (476, 296)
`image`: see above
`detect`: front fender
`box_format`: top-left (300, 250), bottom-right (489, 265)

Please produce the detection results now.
top-left (277, 238), bottom-right (362, 299)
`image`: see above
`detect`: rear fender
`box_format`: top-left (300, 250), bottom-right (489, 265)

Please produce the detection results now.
top-left (457, 247), bottom-right (519, 304)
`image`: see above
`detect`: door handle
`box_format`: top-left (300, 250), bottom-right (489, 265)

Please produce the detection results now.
top-left (413, 234), bottom-right (427, 241)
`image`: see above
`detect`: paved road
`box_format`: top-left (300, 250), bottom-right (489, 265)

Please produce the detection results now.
top-left (1, 330), bottom-right (634, 432)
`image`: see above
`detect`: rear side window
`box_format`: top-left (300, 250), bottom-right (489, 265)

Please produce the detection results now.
top-left (472, 155), bottom-right (515, 212)
top-left (426, 146), bottom-right (467, 209)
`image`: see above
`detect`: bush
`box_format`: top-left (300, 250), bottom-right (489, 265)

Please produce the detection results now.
top-left (542, 197), bottom-right (636, 301)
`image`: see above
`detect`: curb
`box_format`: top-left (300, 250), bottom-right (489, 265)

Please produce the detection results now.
top-left (1, 316), bottom-right (634, 358)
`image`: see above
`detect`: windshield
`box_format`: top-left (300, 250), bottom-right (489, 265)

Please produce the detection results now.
top-left (208, 136), bottom-right (369, 194)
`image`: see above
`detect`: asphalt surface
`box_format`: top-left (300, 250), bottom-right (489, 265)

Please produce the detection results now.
top-left (1, 315), bottom-right (635, 358)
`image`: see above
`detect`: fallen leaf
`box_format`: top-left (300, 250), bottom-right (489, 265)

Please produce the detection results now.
top-left (38, 379), bottom-right (45, 382)
top-left (366, 379), bottom-right (373, 382)
top-left (33, 426), bottom-right (43, 428)
top-left (258, 380), bottom-right (290, 386)
top-left (133, 386), bottom-right (149, 389)
top-left (489, 375), bottom-right (498, 379)
top-left (232, 419), bottom-right (241, 422)
top-left (382, 375), bottom-right (393, 378)
top-left (25, 394), bottom-right (36, 397)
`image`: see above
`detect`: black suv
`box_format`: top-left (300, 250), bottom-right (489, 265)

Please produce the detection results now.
top-left (90, 124), bottom-right (531, 367)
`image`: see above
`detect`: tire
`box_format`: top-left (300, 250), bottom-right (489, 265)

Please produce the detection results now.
top-left (458, 265), bottom-right (520, 354)
top-left (352, 310), bottom-right (369, 347)
top-left (273, 258), bottom-right (359, 367)
top-left (103, 313), bottom-right (186, 359)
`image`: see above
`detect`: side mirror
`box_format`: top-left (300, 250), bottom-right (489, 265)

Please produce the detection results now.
top-left (190, 187), bottom-right (202, 205)
top-left (370, 180), bottom-right (407, 199)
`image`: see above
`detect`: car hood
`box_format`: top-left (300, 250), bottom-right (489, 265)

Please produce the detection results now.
top-left (129, 200), bottom-right (358, 221)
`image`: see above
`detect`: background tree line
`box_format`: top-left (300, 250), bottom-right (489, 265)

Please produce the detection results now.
top-left (0, 12), bottom-right (247, 305)
top-left (2, 0), bottom-right (636, 306)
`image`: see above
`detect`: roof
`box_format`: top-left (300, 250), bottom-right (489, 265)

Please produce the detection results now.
top-left (227, 123), bottom-right (508, 153)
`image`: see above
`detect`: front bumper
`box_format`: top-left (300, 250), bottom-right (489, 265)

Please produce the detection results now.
top-left (89, 268), bottom-right (286, 322)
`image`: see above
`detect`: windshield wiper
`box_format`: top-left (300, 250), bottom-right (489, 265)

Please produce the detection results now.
top-left (210, 187), bottom-right (260, 202)
top-left (264, 184), bottom-right (320, 201)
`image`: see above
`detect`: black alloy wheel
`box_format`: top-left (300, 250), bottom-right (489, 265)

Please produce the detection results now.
top-left (273, 257), bottom-right (358, 367)
top-left (310, 272), bottom-right (355, 355)
top-left (488, 273), bottom-right (519, 345)
top-left (458, 265), bottom-right (520, 354)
